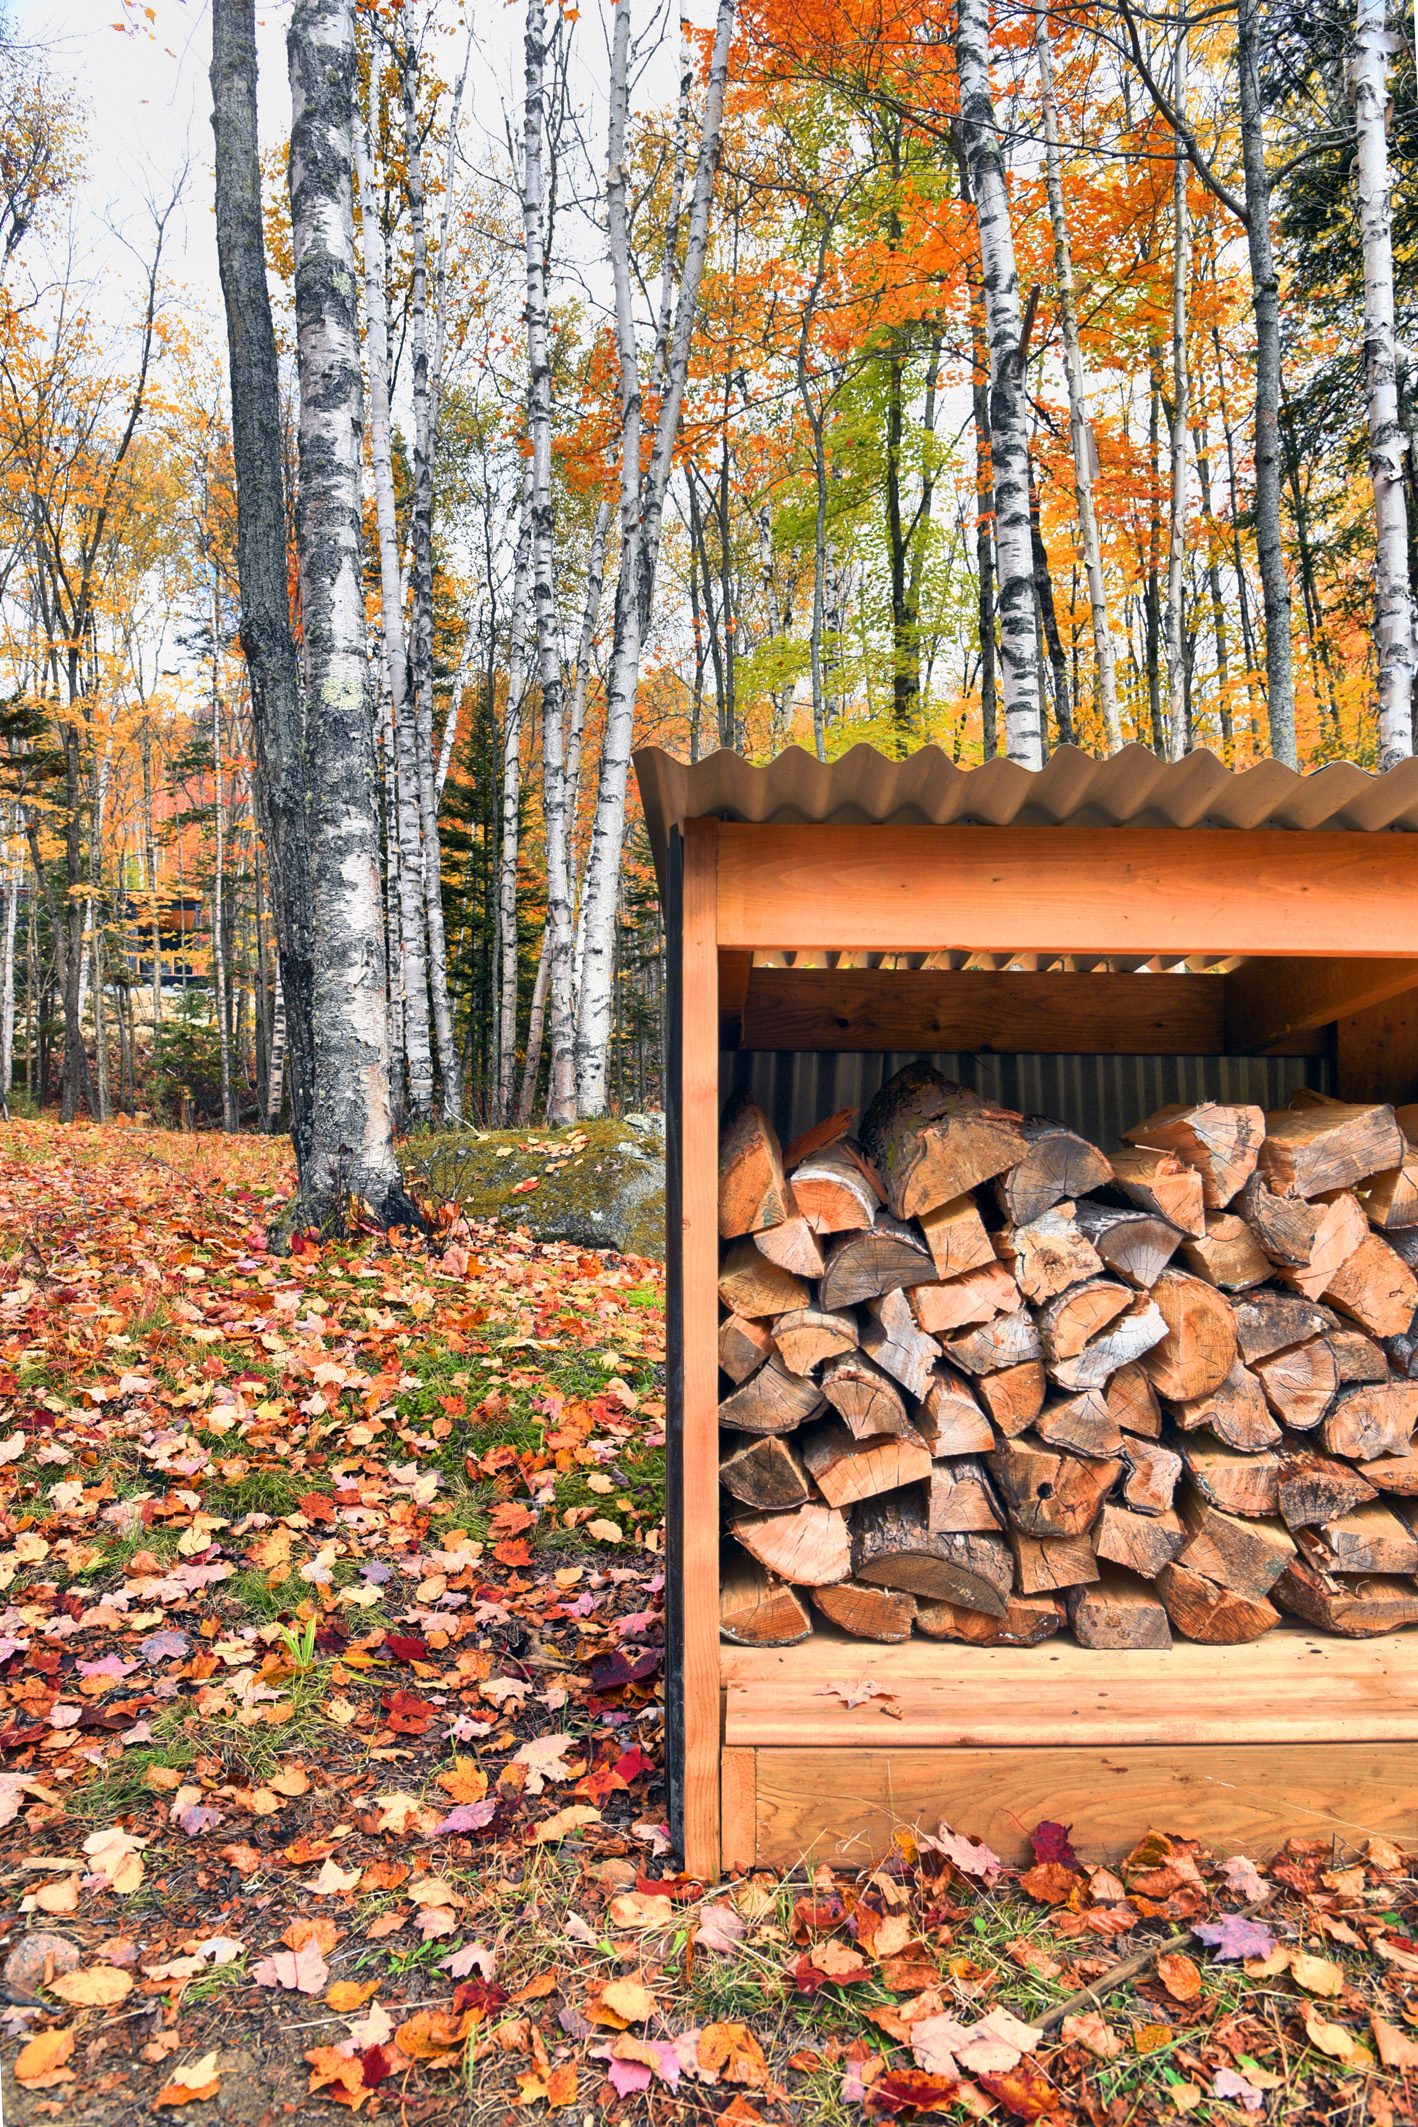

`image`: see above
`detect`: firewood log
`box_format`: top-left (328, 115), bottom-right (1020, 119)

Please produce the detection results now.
top-left (1322, 1232), bottom-right (1418, 1338)
top-left (1324, 1330), bottom-right (1388, 1384)
top-left (718, 1239), bottom-right (809, 1319)
top-left (1047, 1299), bottom-right (1169, 1391)
top-left (840, 1136), bottom-right (890, 1203)
top-left (986, 1436), bottom-right (1122, 1536)
top-left (719, 1547), bottom-right (813, 1645)
top-left (1275, 1192), bottom-right (1369, 1301)
top-left (1276, 1448), bottom-right (1377, 1529)
top-left (1258, 1100), bottom-right (1405, 1199)
top-left (1073, 1202), bottom-right (1184, 1289)
top-left (718, 1357), bottom-right (826, 1436)
top-left (1272, 1557), bottom-right (1418, 1637)
top-left (918, 1192), bottom-right (997, 1280)
top-left (1322, 1380), bottom-right (1418, 1461)
top-left (860, 1062), bottom-right (1027, 1220)
top-left (994, 1119), bottom-right (1112, 1225)
top-left (1305, 1501), bottom-right (1418, 1576)
top-left (820, 1351), bottom-right (913, 1440)
top-left (719, 1090), bottom-right (794, 1239)
top-left (908, 1261), bottom-right (1023, 1334)
top-left (1034, 1389), bottom-right (1125, 1458)
top-left (820, 1217), bottom-right (933, 1311)
top-left (916, 1364), bottom-right (995, 1455)
top-left (862, 1285), bottom-right (943, 1398)
top-left (1009, 1528), bottom-right (1099, 1594)
top-left (1125, 1101), bottom-right (1265, 1209)
top-left (1108, 1145), bottom-right (1206, 1238)
top-left (789, 1144), bottom-right (879, 1234)
top-left (1038, 1278), bottom-right (1132, 1362)
top-left (916, 1591), bottom-right (1064, 1646)
top-left (1355, 1152), bottom-right (1418, 1233)
top-left (997, 1205), bottom-right (1105, 1304)
top-left (730, 1501), bottom-right (851, 1586)
top-left (1169, 1360), bottom-right (1279, 1451)
top-left (1179, 1438), bottom-right (1282, 1518)
top-left (783, 1106), bottom-right (856, 1172)
top-left (1179, 1214), bottom-right (1271, 1293)
top-left (1176, 1487), bottom-right (1296, 1598)
top-left (809, 1579), bottom-right (917, 1642)
top-left (719, 1430), bottom-right (812, 1512)
top-left (1357, 1453), bottom-right (1418, 1494)
top-left (1254, 1337), bottom-right (1340, 1432)
top-left (943, 1309), bottom-right (1043, 1376)
top-left (1121, 1436), bottom-right (1182, 1515)
top-left (928, 1455), bottom-right (1005, 1532)
top-left (1094, 1502), bottom-right (1187, 1578)
top-left (851, 1486), bottom-right (1013, 1613)
top-left (719, 1315), bottom-right (776, 1384)
top-left (753, 1215), bottom-right (825, 1279)
top-left (977, 1361), bottom-right (1047, 1435)
top-left (799, 1414), bottom-right (933, 1508)
top-left (1106, 1361), bottom-right (1164, 1438)
top-left (771, 1307), bottom-right (859, 1377)
top-left (1142, 1269), bottom-right (1237, 1401)
top-left (1068, 1566), bottom-right (1172, 1649)
top-left (1233, 1291), bottom-right (1340, 1365)
top-left (1237, 1172), bottom-right (1319, 1270)
top-left (1154, 1561), bottom-right (1280, 1643)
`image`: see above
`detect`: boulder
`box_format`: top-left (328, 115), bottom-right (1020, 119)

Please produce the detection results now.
top-left (409, 1114), bottom-right (666, 1260)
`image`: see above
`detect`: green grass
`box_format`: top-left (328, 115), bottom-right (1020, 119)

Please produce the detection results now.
top-left (73, 1730), bottom-right (196, 1820)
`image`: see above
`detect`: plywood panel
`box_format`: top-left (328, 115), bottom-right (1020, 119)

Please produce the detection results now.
top-left (751, 1744), bottom-right (1418, 1870)
top-left (715, 826), bottom-right (1418, 956)
top-left (1226, 956), bottom-right (1418, 1052)
top-left (1336, 992), bottom-right (1418, 1106)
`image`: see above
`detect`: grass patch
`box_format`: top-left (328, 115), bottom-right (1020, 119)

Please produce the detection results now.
top-left (73, 1731), bottom-right (196, 1820)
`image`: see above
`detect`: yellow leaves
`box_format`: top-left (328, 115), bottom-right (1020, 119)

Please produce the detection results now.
top-left (1372, 2012), bottom-right (1418, 2068)
top-left (15, 2026), bottom-right (75, 2088)
top-left (532, 1803), bottom-right (601, 1843)
top-left (82, 1824), bottom-right (145, 1894)
top-left (698, 2021), bottom-right (770, 2088)
top-left (1060, 2011), bottom-right (1123, 2059)
top-left (325, 1979), bottom-right (381, 2013)
top-left (1302, 2003), bottom-right (1364, 2062)
top-left (1288, 1950), bottom-right (1343, 1997)
top-left (267, 1764), bottom-right (309, 1797)
top-left (153, 2054), bottom-right (221, 2107)
top-left (1155, 1951), bottom-right (1202, 2003)
top-left (436, 1758), bottom-right (488, 1804)
top-left (599, 1977), bottom-right (656, 2023)
top-left (48, 1965), bottom-right (134, 2008)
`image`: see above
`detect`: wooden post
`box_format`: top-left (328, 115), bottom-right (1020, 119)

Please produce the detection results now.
top-left (681, 816), bottom-right (720, 1875)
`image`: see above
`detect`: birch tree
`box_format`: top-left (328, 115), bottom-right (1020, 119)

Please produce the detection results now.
top-left (496, 477), bottom-right (532, 1125)
top-left (1163, 28), bottom-right (1190, 760)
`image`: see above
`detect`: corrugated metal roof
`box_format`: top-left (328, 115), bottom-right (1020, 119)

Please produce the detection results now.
top-left (634, 741), bottom-right (1418, 895)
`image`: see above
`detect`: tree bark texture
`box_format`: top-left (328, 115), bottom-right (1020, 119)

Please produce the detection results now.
top-left (1163, 30), bottom-right (1191, 760)
top-left (497, 474), bottom-right (533, 1125)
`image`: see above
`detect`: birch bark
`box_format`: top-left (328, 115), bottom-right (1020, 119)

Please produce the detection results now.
top-left (496, 477), bottom-right (533, 1125)
top-left (1162, 30), bottom-right (1191, 760)
top-left (0, 813), bottom-right (16, 1105)
top-left (956, 0), bottom-right (1041, 765)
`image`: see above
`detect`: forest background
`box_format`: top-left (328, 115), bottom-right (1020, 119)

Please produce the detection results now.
top-left (0, 0), bottom-right (1413, 1145)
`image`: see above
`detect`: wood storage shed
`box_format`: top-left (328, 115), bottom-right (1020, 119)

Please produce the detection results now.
top-left (635, 741), bottom-right (1418, 1879)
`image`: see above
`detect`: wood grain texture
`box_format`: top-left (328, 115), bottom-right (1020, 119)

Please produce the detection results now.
top-left (714, 825), bottom-right (1418, 956)
top-left (1336, 991), bottom-right (1418, 1108)
top-left (720, 1746), bottom-right (756, 1874)
top-left (1227, 956), bottom-right (1418, 1053)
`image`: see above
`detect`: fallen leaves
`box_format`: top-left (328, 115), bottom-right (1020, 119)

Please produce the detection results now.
top-left (15, 2025), bottom-right (76, 2088)
top-left (47, 1966), bottom-right (134, 2009)
top-left (251, 1938), bottom-right (330, 1995)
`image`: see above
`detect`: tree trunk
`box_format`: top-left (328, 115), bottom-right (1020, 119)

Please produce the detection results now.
top-left (1146, 350), bottom-right (1165, 751)
top-left (0, 812), bottom-right (17, 1105)
top-left (497, 475), bottom-right (533, 1125)
top-left (1193, 420), bottom-right (1232, 744)
top-left (568, 498), bottom-right (611, 1011)
top-left (1163, 29), bottom-right (1191, 761)
top-left (211, 688), bottom-right (236, 1130)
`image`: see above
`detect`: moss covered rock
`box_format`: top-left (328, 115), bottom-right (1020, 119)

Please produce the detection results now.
top-left (406, 1114), bottom-right (666, 1261)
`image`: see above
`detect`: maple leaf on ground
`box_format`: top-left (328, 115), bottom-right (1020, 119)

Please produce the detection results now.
top-left (697, 2022), bottom-right (769, 2088)
top-left (1194, 1914), bottom-right (1276, 1962)
top-left (926, 1825), bottom-right (1002, 1880)
top-left (1213, 2067), bottom-right (1266, 2110)
top-left (1029, 1819), bottom-right (1078, 1869)
top-left (252, 1939), bottom-right (329, 1994)
top-left (975, 2061), bottom-right (1057, 2119)
top-left (817, 1676), bottom-right (894, 1710)
top-left (866, 2069), bottom-right (961, 2117)
top-left (442, 1941), bottom-right (496, 1981)
top-left (1219, 1853), bottom-right (1268, 1903)
top-left (431, 1799), bottom-right (496, 1836)
top-left (1155, 1950), bottom-right (1202, 2002)
top-left (1018, 1860), bottom-right (1078, 1906)
top-left (696, 1904), bottom-right (748, 1954)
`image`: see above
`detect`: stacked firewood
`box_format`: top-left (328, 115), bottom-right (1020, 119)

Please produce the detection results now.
top-left (717, 1064), bottom-right (1418, 1651)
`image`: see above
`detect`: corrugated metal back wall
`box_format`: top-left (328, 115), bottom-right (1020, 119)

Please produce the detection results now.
top-left (722, 1051), bottom-right (1330, 1154)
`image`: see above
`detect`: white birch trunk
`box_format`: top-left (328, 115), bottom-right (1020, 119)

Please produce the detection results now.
top-left (1353, 0), bottom-right (1416, 761)
top-left (956, 0), bottom-right (1042, 765)
top-left (497, 476), bottom-right (533, 1125)
top-left (436, 618), bottom-right (475, 808)
top-left (267, 962), bottom-right (286, 1128)
top-left (0, 811), bottom-right (17, 1104)
top-left (1163, 30), bottom-right (1191, 761)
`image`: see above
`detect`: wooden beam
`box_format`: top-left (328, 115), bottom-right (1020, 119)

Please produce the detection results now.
top-left (1336, 991), bottom-right (1418, 1106)
top-left (738, 967), bottom-right (1323, 1054)
top-left (1225, 956), bottom-right (1418, 1052)
top-left (714, 825), bottom-right (1418, 956)
top-left (718, 949), bottom-right (751, 1049)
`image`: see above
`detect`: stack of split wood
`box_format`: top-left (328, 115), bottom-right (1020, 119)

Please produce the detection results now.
top-left (717, 1064), bottom-right (1418, 1651)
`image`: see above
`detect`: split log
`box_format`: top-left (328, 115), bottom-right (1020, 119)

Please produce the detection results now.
top-left (1106, 1362), bottom-right (1163, 1439)
top-left (1094, 1503), bottom-right (1187, 1578)
top-left (918, 1193), bottom-right (998, 1280)
top-left (1142, 1269), bottom-right (1237, 1401)
top-left (789, 1144), bottom-right (879, 1235)
top-left (1176, 1489), bottom-right (1296, 1599)
top-left (1277, 1192), bottom-right (1368, 1301)
top-left (995, 1119), bottom-right (1112, 1225)
top-left (719, 1550), bottom-right (814, 1646)
top-left (908, 1261), bottom-right (1023, 1335)
top-left (1047, 1299), bottom-right (1169, 1391)
top-left (1179, 1439), bottom-right (1282, 1518)
top-left (820, 1217), bottom-right (933, 1311)
top-left (1121, 1436), bottom-right (1182, 1516)
top-left (1355, 1153), bottom-right (1418, 1232)
top-left (986, 1436), bottom-right (1122, 1537)
top-left (851, 1487), bottom-right (1013, 1613)
top-left (719, 1431), bottom-right (811, 1512)
top-left (1322, 1381), bottom-right (1418, 1462)
top-left (928, 1455), bottom-right (1005, 1533)
top-left (977, 1361), bottom-right (1047, 1436)
top-left (1038, 1278), bottom-right (1132, 1363)
top-left (1068, 1567), bottom-right (1172, 1650)
top-left (1258, 1100), bottom-right (1404, 1199)
top-left (1322, 1232), bottom-right (1418, 1338)
top-left (799, 1414), bottom-right (932, 1508)
top-left (820, 1351), bottom-right (912, 1441)
top-left (1108, 1145), bottom-right (1206, 1238)
top-left (718, 1239), bottom-right (809, 1320)
top-left (860, 1063), bottom-right (1027, 1220)
top-left (1154, 1561), bottom-right (1280, 1643)
top-left (1272, 1557), bottom-right (1418, 1637)
top-left (809, 1580), bottom-right (917, 1642)
top-left (718, 1357), bottom-right (826, 1436)
top-left (943, 1309), bottom-right (1043, 1376)
top-left (783, 1106), bottom-right (856, 1172)
top-left (1073, 1201), bottom-right (1184, 1289)
top-left (1179, 1214), bottom-right (1271, 1292)
top-left (916, 1365), bottom-right (995, 1456)
top-left (1309, 1501), bottom-right (1418, 1576)
top-left (1253, 1340), bottom-right (1339, 1433)
top-left (771, 1307), bottom-right (859, 1377)
top-left (1357, 1453), bottom-right (1418, 1495)
top-left (1276, 1449), bottom-right (1377, 1529)
top-left (730, 1502), bottom-right (851, 1586)
top-left (719, 1090), bottom-right (794, 1238)
top-left (916, 1592), bottom-right (1064, 1646)
top-left (719, 1315), bottom-right (776, 1384)
top-left (840, 1137), bottom-right (890, 1202)
top-left (1010, 1529), bottom-right (1099, 1594)
top-left (1324, 1331), bottom-right (1388, 1385)
top-left (1170, 1361), bottom-right (1280, 1452)
top-left (753, 1215), bottom-right (825, 1280)
top-left (1034, 1390), bottom-right (1125, 1458)
top-left (997, 1205), bottom-right (1105, 1305)
top-left (861, 1285), bottom-right (943, 1399)
top-left (1126, 1101), bottom-right (1265, 1209)
top-left (1236, 1172), bottom-right (1317, 1269)
top-left (1233, 1291), bottom-right (1340, 1365)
